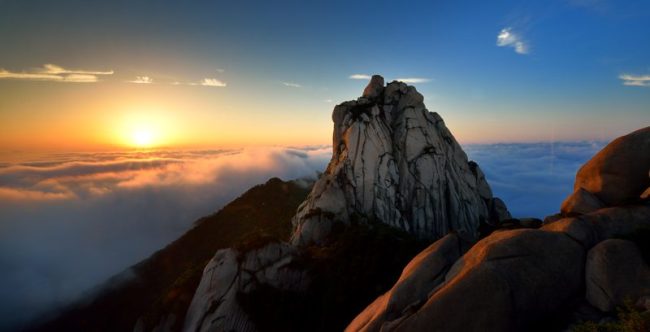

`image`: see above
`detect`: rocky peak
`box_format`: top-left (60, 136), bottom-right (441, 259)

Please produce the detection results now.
top-left (292, 75), bottom-right (509, 246)
top-left (362, 75), bottom-right (385, 99)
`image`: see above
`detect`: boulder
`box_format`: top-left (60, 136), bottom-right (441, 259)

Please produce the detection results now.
top-left (642, 185), bottom-right (650, 200)
top-left (488, 197), bottom-right (512, 223)
top-left (561, 187), bottom-right (605, 215)
top-left (183, 243), bottom-right (307, 332)
top-left (347, 229), bottom-right (585, 332)
top-left (345, 234), bottom-right (466, 332)
top-left (543, 205), bottom-right (650, 249)
top-left (585, 239), bottom-right (650, 312)
top-left (363, 75), bottom-right (385, 99)
top-left (570, 126), bottom-right (650, 207)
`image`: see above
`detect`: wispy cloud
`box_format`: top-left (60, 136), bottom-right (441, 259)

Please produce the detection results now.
top-left (497, 27), bottom-right (529, 54)
top-left (38, 64), bottom-right (114, 75)
top-left (63, 74), bottom-right (99, 83)
top-left (282, 82), bottom-right (301, 88)
top-left (215, 68), bottom-right (225, 73)
top-left (128, 76), bottom-right (153, 84)
top-left (619, 73), bottom-right (650, 87)
top-left (0, 70), bottom-right (63, 81)
top-left (0, 64), bottom-right (113, 83)
top-left (200, 78), bottom-right (227, 87)
top-left (395, 77), bottom-right (431, 84)
top-left (349, 74), bottom-right (431, 84)
top-left (349, 74), bottom-right (372, 80)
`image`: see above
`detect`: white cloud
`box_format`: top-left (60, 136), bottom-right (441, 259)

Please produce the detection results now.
top-left (63, 74), bottom-right (98, 83)
top-left (0, 69), bottom-right (62, 81)
top-left (200, 78), bottom-right (227, 87)
top-left (129, 76), bottom-right (153, 84)
top-left (497, 28), bottom-right (529, 55)
top-left (0, 64), bottom-right (113, 83)
top-left (324, 99), bottom-right (333, 103)
top-left (395, 77), bottom-right (431, 84)
top-left (216, 68), bottom-right (225, 73)
top-left (282, 82), bottom-right (301, 88)
top-left (39, 63), bottom-right (114, 75)
top-left (350, 74), bottom-right (431, 84)
top-left (619, 73), bottom-right (650, 87)
top-left (349, 74), bottom-right (372, 80)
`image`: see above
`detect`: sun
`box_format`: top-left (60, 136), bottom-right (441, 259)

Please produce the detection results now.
top-left (132, 128), bottom-right (155, 148)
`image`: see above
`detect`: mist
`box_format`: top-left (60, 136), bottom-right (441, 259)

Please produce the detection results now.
top-left (0, 146), bottom-right (331, 330)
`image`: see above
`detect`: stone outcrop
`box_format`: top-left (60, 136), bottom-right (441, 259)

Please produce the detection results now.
top-left (346, 234), bottom-right (467, 332)
top-left (585, 239), bottom-right (650, 312)
top-left (292, 76), bottom-right (508, 245)
top-left (561, 126), bottom-right (650, 214)
top-left (347, 127), bottom-right (650, 332)
top-left (183, 76), bottom-right (508, 332)
top-left (183, 243), bottom-right (307, 332)
top-left (347, 203), bottom-right (650, 332)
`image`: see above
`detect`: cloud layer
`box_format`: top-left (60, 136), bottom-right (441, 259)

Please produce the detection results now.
top-left (496, 27), bottom-right (528, 54)
top-left (465, 141), bottom-right (605, 218)
top-left (0, 141), bottom-right (605, 329)
top-left (0, 147), bottom-right (330, 330)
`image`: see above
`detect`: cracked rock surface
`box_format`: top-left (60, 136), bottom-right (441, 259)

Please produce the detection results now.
top-left (183, 243), bottom-right (307, 332)
top-left (292, 75), bottom-right (507, 246)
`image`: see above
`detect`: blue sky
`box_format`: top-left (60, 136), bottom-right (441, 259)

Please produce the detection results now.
top-left (0, 0), bottom-right (648, 149)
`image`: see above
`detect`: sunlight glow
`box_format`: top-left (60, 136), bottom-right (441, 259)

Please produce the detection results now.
top-left (132, 128), bottom-right (155, 147)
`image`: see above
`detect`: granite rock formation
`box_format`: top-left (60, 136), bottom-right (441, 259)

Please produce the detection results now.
top-left (183, 243), bottom-right (307, 332)
top-left (292, 75), bottom-right (508, 246)
top-left (561, 126), bottom-right (650, 215)
top-left (183, 76), bottom-right (508, 332)
top-left (585, 239), bottom-right (650, 312)
top-left (347, 127), bottom-right (650, 332)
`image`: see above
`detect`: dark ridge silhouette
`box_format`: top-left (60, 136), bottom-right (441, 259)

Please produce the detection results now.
top-left (28, 177), bottom-right (312, 332)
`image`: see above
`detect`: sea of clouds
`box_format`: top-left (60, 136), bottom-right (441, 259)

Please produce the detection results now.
top-left (0, 141), bottom-right (606, 329)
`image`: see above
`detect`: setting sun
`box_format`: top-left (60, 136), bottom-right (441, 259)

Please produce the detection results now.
top-left (132, 129), bottom-right (155, 147)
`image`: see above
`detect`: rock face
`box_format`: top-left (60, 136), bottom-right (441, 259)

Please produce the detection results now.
top-left (347, 126), bottom-right (650, 332)
top-left (346, 234), bottom-right (467, 332)
top-left (585, 239), bottom-right (650, 312)
top-left (292, 76), bottom-right (508, 245)
top-left (348, 229), bottom-right (586, 332)
top-left (183, 243), bottom-right (307, 332)
top-left (347, 204), bottom-right (650, 332)
top-left (561, 126), bottom-right (650, 214)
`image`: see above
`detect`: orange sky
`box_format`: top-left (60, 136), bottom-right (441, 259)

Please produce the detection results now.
top-left (0, 80), bottom-right (334, 151)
